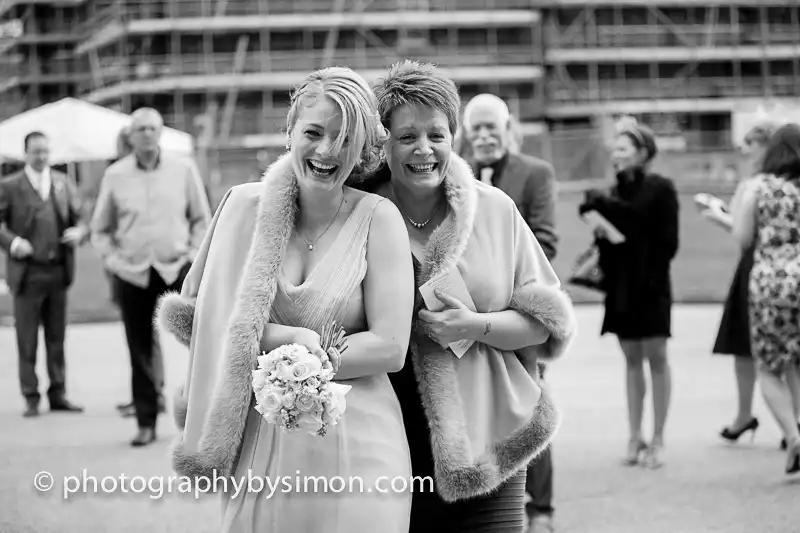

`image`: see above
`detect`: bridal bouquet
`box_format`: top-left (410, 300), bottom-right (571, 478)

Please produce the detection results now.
top-left (252, 322), bottom-right (351, 437)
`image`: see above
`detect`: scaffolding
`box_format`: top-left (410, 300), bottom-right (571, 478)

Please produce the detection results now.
top-left (67, 0), bottom-right (544, 193)
top-left (538, 0), bottom-right (800, 181)
top-left (0, 0), bottom-right (87, 122)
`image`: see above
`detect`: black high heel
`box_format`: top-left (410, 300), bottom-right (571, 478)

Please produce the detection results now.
top-left (779, 423), bottom-right (800, 450)
top-left (785, 440), bottom-right (800, 475)
top-left (720, 418), bottom-right (759, 442)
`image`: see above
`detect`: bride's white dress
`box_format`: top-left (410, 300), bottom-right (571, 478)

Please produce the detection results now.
top-left (220, 193), bottom-right (412, 533)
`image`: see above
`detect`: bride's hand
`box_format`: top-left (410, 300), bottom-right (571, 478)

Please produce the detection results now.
top-left (326, 347), bottom-right (342, 374)
top-left (291, 327), bottom-right (326, 359)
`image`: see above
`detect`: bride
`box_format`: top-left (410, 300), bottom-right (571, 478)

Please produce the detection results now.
top-left (156, 66), bottom-right (415, 532)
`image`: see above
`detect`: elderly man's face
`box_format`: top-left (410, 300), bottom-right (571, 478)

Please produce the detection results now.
top-left (130, 112), bottom-right (163, 154)
top-left (465, 104), bottom-right (510, 164)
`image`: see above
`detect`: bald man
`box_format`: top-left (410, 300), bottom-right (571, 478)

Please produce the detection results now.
top-left (91, 108), bottom-right (212, 447)
top-left (463, 95), bottom-right (558, 533)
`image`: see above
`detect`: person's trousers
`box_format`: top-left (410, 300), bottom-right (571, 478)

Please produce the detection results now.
top-left (526, 365), bottom-right (554, 517)
top-left (115, 266), bottom-right (186, 430)
top-left (14, 265), bottom-right (68, 405)
top-left (525, 445), bottom-right (554, 517)
top-left (107, 269), bottom-right (164, 398)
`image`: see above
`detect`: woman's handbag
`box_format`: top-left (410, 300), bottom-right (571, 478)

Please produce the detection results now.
top-left (568, 244), bottom-right (604, 292)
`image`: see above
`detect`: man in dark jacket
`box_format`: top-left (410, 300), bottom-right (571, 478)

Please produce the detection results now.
top-left (463, 94), bottom-right (559, 533)
top-left (0, 132), bottom-right (89, 417)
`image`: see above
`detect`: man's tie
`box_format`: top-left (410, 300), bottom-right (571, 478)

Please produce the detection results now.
top-left (480, 166), bottom-right (494, 185)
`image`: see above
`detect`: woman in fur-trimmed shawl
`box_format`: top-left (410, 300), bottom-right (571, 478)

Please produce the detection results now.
top-left (155, 67), bottom-right (417, 532)
top-left (355, 60), bottom-right (577, 532)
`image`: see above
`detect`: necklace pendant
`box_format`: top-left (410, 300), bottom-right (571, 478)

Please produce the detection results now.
top-left (308, 244), bottom-right (314, 251)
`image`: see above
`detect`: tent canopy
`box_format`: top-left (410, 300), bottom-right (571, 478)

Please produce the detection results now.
top-left (0, 98), bottom-right (194, 164)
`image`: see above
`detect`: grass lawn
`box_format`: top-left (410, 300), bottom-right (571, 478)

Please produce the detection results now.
top-left (0, 180), bottom-right (741, 324)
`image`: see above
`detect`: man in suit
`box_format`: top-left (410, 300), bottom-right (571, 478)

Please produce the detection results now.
top-left (463, 94), bottom-right (558, 533)
top-left (91, 108), bottom-right (211, 447)
top-left (0, 131), bottom-right (88, 417)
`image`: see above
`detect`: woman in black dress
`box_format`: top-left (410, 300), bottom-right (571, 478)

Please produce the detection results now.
top-left (579, 119), bottom-right (679, 469)
top-left (713, 121), bottom-right (778, 444)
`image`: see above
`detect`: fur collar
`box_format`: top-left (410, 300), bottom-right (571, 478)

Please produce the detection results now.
top-left (160, 153), bottom-right (299, 479)
top-left (415, 155), bottom-right (478, 285)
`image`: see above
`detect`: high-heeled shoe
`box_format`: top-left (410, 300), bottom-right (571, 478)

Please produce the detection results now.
top-left (784, 440), bottom-right (800, 475)
top-left (720, 417), bottom-right (759, 442)
top-left (779, 423), bottom-right (800, 450)
top-left (643, 443), bottom-right (664, 469)
top-left (622, 439), bottom-right (647, 466)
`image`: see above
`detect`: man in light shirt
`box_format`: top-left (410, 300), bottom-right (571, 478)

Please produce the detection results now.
top-left (0, 131), bottom-right (89, 417)
top-left (91, 108), bottom-right (211, 447)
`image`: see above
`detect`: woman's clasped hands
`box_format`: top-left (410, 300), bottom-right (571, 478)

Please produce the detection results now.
top-left (417, 290), bottom-right (478, 349)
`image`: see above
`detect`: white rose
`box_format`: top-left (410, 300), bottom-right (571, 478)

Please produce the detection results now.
top-left (305, 375), bottom-right (321, 389)
top-left (261, 389), bottom-right (283, 412)
top-left (295, 411), bottom-right (323, 435)
top-left (275, 362), bottom-right (295, 382)
top-left (289, 356), bottom-right (322, 382)
top-left (323, 383), bottom-right (352, 425)
top-left (252, 369), bottom-right (269, 393)
top-left (282, 392), bottom-right (296, 408)
top-left (295, 393), bottom-right (316, 412)
top-left (259, 347), bottom-right (290, 370)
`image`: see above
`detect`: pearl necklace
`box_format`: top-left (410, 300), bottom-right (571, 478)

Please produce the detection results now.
top-left (405, 204), bottom-right (441, 229)
top-left (390, 185), bottom-right (443, 230)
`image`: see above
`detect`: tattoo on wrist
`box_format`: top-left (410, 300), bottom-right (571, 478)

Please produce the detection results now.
top-left (483, 319), bottom-right (491, 336)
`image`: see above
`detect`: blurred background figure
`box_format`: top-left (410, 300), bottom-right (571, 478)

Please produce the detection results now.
top-left (106, 125), bottom-right (167, 420)
top-left (579, 118), bottom-right (679, 470)
top-left (461, 93), bottom-right (559, 533)
top-left (462, 93), bottom-right (558, 262)
top-left (712, 120), bottom-right (781, 446)
top-left (90, 108), bottom-right (211, 447)
top-left (733, 122), bottom-right (800, 475)
top-left (0, 131), bottom-right (89, 417)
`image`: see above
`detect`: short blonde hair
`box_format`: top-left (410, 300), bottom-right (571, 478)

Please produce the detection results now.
top-left (287, 67), bottom-right (387, 179)
top-left (373, 60), bottom-right (461, 137)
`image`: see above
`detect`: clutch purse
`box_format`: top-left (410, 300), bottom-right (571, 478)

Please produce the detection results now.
top-left (568, 244), bottom-right (604, 292)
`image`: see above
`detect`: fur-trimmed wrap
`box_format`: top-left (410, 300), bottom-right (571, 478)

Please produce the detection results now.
top-left (155, 153), bottom-right (300, 479)
top-left (157, 152), bottom-right (577, 501)
top-left (364, 155), bottom-right (577, 502)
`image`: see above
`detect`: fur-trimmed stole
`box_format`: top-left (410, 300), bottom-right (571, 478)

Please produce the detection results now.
top-left (384, 155), bottom-right (577, 502)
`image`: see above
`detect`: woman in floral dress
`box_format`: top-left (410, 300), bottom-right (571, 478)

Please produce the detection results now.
top-left (734, 122), bottom-right (800, 475)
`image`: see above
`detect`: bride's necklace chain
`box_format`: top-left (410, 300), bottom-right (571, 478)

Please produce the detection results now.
top-left (300, 193), bottom-right (345, 251)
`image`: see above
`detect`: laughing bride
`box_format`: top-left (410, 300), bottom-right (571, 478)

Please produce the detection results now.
top-left (156, 66), bottom-right (415, 533)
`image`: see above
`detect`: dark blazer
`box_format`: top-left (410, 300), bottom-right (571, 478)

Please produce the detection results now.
top-left (579, 170), bottom-right (680, 339)
top-left (0, 169), bottom-right (86, 295)
top-left (468, 152), bottom-right (559, 261)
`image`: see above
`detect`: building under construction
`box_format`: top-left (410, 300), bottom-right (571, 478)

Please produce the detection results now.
top-left (540, 0), bottom-right (800, 181)
top-left (18, 0), bottom-right (544, 199)
top-left (1, 0), bottom-right (799, 188)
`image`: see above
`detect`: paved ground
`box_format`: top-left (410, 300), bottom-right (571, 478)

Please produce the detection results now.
top-left (0, 305), bottom-right (798, 533)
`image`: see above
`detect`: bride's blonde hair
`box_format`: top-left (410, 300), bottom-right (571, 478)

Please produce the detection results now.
top-left (286, 67), bottom-right (388, 180)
